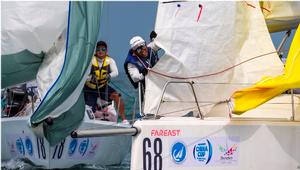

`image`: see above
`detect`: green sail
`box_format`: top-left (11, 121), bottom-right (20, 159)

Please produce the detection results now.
top-left (30, 1), bottom-right (102, 145)
top-left (1, 50), bottom-right (44, 88)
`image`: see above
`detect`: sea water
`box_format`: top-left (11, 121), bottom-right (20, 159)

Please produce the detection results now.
top-left (1, 159), bottom-right (130, 170)
top-left (1, 76), bottom-right (136, 170)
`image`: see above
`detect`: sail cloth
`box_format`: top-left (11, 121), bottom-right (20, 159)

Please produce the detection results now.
top-left (2, 2), bottom-right (102, 145)
top-left (261, 1), bottom-right (300, 33)
top-left (232, 24), bottom-right (300, 114)
top-left (1, 2), bottom-right (68, 88)
top-left (144, 1), bottom-right (284, 117)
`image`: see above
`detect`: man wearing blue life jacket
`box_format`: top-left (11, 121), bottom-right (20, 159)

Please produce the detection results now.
top-left (84, 41), bottom-right (128, 123)
top-left (124, 32), bottom-right (160, 98)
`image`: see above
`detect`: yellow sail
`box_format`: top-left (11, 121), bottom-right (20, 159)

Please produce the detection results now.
top-left (232, 24), bottom-right (300, 114)
top-left (261, 1), bottom-right (300, 32)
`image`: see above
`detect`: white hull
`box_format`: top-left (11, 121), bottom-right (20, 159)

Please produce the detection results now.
top-left (1, 114), bottom-right (132, 169)
top-left (131, 117), bottom-right (300, 170)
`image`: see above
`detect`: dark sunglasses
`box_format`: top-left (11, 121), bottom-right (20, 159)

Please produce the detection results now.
top-left (135, 45), bottom-right (146, 53)
top-left (96, 47), bottom-right (106, 52)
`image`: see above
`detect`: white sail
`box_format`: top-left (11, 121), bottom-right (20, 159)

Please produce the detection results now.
top-left (2, 1), bottom-right (68, 96)
top-left (144, 1), bottom-right (284, 117)
top-left (2, 2), bottom-right (68, 55)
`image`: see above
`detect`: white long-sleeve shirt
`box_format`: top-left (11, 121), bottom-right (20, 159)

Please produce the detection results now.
top-left (127, 63), bottom-right (144, 82)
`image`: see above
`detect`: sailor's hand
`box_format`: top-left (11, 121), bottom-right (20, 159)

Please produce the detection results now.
top-left (150, 31), bottom-right (157, 40)
top-left (142, 70), bottom-right (148, 76)
top-left (106, 74), bottom-right (111, 82)
top-left (91, 74), bottom-right (97, 82)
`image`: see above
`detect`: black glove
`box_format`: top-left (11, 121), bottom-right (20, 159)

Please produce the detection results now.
top-left (142, 70), bottom-right (148, 76)
top-left (150, 31), bottom-right (157, 40)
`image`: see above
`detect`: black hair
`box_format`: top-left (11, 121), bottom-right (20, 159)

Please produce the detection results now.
top-left (96, 41), bottom-right (107, 48)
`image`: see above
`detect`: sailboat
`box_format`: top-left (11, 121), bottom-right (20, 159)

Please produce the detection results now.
top-left (129, 1), bottom-right (300, 169)
top-left (1, 1), bottom-right (131, 169)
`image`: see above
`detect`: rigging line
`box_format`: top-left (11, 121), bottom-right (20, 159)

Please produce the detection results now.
top-left (136, 55), bottom-right (150, 70)
top-left (162, 100), bottom-right (225, 103)
top-left (148, 50), bottom-right (282, 79)
top-left (94, 57), bottom-right (108, 110)
top-left (159, 107), bottom-right (198, 116)
top-left (158, 102), bottom-right (220, 116)
top-left (161, 100), bottom-right (299, 105)
top-left (191, 82), bottom-right (255, 85)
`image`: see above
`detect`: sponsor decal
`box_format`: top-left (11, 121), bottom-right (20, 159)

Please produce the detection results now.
top-left (67, 138), bottom-right (98, 160)
top-left (78, 138), bottom-right (89, 156)
top-left (68, 139), bottom-right (78, 156)
top-left (168, 136), bottom-right (239, 167)
top-left (8, 141), bottom-right (17, 157)
top-left (193, 139), bottom-right (212, 164)
top-left (218, 144), bottom-right (238, 161)
top-left (88, 143), bottom-right (98, 155)
top-left (171, 142), bottom-right (186, 164)
top-left (151, 129), bottom-right (181, 137)
top-left (25, 137), bottom-right (33, 156)
top-left (16, 137), bottom-right (25, 156)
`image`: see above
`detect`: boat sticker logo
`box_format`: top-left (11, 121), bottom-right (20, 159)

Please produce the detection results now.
top-left (78, 138), bottom-right (89, 156)
top-left (218, 143), bottom-right (238, 160)
top-left (171, 142), bottom-right (186, 164)
top-left (16, 137), bottom-right (25, 155)
top-left (25, 137), bottom-right (33, 156)
top-left (68, 139), bottom-right (78, 156)
top-left (193, 139), bottom-right (212, 164)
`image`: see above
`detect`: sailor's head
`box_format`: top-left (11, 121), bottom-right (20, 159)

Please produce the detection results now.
top-left (130, 36), bottom-right (148, 57)
top-left (95, 41), bottom-right (107, 59)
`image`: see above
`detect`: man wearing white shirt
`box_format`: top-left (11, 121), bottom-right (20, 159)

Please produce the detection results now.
top-left (124, 33), bottom-right (159, 96)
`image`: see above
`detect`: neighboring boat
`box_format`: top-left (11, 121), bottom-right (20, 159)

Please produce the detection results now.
top-left (1, 113), bottom-right (131, 169)
top-left (1, 1), bottom-right (131, 169)
top-left (130, 1), bottom-right (300, 169)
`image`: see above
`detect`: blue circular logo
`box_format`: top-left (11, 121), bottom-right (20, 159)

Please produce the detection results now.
top-left (171, 142), bottom-right (186, 164)
top-left (78, 138), bottom-right (89, 156)
top-left (16, 138), bottom-right (25, 155)
top-left (25, 138), bottom-right (33, 156)
top-left (193, 139), bottom-right (212, 164)
top-left (68, 139), bottom-right (78, 156)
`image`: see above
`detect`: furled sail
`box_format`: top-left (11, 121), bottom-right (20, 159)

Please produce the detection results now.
top-left (261, 1), bottom-right (300, 33)
top-left (2, 1), bottom-right (102, 145)
top-left (144, 1), bottom-right (284, 117)
top-left (232, 24), bottom-right (300, 114)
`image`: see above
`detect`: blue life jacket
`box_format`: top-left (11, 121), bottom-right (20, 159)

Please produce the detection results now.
top-left (124, 47), bottom-right (158, 89)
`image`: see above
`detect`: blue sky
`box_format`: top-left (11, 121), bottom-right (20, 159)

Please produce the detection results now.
top-left (98, 1), bottom-right (157, 73)
top-left (98, 2), bottom-right (294, 74)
